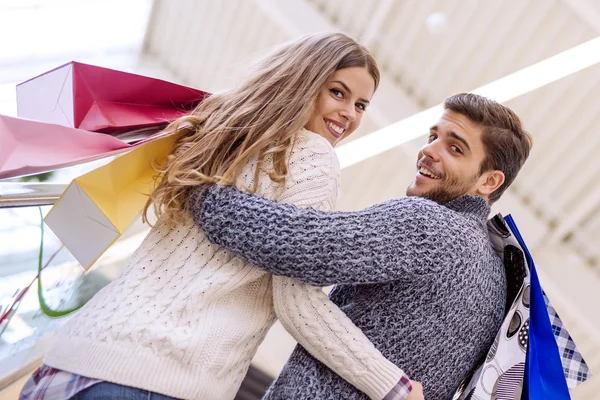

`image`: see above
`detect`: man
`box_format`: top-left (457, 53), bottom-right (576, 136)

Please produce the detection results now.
top-left (191, 93), bottom-right (532, 399)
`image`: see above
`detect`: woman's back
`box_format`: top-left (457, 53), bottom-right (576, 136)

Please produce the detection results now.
top-left (43, 129), bottom-right (340, 400)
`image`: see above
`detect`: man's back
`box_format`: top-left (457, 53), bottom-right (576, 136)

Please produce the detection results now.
top-left (195, 187), bottom-right (507, 399)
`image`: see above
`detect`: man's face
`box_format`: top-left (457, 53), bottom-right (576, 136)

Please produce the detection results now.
top-left (406, 110), bottom-right (491, 204)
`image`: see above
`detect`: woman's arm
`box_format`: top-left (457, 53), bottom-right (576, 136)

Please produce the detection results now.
top-left (257, 135), bottom-right (411, 399)
top-left (273, 276), bottom-right (411, 399)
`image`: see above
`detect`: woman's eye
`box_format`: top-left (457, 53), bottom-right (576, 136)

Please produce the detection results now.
top-left (356, 103), bottom-right (366, 111)
top-left (330, 88), bottom-right (343, 98)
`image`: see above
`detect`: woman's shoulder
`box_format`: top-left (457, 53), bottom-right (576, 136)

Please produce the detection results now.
top-left (295, 128), bottom-right (335, 150)
top-left (288, 129), bottom-right (340, 172)
top-left (236, 129), bottom-right (340, 199)
top-left (282, 129), bottom-right (341, 194)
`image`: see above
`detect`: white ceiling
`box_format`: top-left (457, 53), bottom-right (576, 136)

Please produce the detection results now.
top-left (0, 0), bottom-right (153, 116)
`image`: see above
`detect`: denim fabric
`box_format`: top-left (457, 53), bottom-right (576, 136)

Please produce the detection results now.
top-left (71, 382), bottom-right (180, 400)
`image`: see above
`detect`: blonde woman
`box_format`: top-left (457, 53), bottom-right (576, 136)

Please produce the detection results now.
top-left (21, 33), bottom-right (417, 400)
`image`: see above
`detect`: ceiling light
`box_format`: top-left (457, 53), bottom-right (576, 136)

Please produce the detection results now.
top-left (337, 35), bottom-right (600, 169)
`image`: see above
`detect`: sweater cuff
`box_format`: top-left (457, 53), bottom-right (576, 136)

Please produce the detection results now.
top-left (190, 184), bottom-right (221, 225)
top-left (383, 375), bottom-right (412, 400)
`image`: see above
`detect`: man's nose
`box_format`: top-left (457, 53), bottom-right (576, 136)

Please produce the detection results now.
top-left (421, 141), bottom-right (441, 161)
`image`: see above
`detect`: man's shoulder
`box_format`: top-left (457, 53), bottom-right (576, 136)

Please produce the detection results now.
top-left (386, 195), bottom-right (489, 220)
top-left (379, 196), bottom-right (456, 218)
top-left (381, 196), bottom-right (492, 243)
top-left (377, 195), bottom-right (440, 209)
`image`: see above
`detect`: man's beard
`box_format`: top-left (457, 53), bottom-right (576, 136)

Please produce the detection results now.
top-left (406, 173), bottom-right (479, 204)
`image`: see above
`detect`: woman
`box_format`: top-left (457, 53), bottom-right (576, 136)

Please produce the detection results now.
top-left (20, 33), bottom-right (416, 400)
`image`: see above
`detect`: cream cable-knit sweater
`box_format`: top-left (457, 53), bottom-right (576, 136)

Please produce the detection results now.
top-left (44, 129), bottom-right (405, 400)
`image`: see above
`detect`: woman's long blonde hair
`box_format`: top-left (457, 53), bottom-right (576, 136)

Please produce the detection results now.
top-left (143, 32), bottom-right (380, 226)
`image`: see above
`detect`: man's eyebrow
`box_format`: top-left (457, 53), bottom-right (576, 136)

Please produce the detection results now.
top-left (331, 80), bottom-right (370, 104)
top-left (429, 126), bottom-right (472, 151)
top-left (449, 131), bottom-right (471, 151)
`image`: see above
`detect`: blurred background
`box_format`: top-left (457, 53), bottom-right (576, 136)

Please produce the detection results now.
top-left (1, 0), bottom-right (600, 398)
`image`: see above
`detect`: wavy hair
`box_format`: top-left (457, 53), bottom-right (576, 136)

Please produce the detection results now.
top-left (143, 32), bottom-right (379, 226)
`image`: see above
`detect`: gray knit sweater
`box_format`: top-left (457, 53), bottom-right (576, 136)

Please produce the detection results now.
top-left (192, 186), bottom-right (506, 400)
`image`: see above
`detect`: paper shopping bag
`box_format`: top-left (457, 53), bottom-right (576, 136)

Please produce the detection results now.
top-left (0, 114), bottom-right (133, 180)
top-left (44, 132), bottom-right (181, 269)
top-left (17, 61), bottom-right (208, 134)
top-left (457, 215), bottom-right (591, 399)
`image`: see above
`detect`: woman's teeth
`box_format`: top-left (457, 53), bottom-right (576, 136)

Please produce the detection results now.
top-left (326, 121), bottom-right (344, 135)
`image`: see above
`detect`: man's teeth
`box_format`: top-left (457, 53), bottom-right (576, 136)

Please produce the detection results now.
top-left (326, 121), bottom-right (345, 135)
top-left (419, 167), bottom-right (440, 179)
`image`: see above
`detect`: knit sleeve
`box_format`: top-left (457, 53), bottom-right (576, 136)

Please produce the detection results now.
top-left (273, 279), bottom-right (411, 399)
top-left (192, 184), bottom-right (452, 286)
top-left (268, 137), bottom-right (410, 399)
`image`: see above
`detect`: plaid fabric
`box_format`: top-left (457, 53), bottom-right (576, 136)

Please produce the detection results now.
top-left (383, 375), bottom-right (413, 400)
top-left (543, 292), bottom-right (593, 388)
top-left (19, 364), bottom-right (100, 400)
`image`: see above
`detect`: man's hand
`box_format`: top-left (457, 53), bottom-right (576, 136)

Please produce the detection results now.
top-left (407, 380), bottom-right (424, 400)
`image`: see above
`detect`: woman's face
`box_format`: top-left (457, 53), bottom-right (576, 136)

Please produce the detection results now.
top-left (305, 67), bottom-right (376, 147)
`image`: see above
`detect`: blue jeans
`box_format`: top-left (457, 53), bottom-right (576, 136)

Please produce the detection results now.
top-left (70, 382), bottom-right (181, 400)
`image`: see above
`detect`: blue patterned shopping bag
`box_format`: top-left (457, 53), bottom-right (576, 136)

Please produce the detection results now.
top-left (458, 214), bottom-right (591, 399)
top-left (505, 215), bottom-right (570, 399)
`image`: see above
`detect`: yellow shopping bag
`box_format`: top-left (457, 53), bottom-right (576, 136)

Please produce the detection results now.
top-left (44, 132), bottom-right (180, 269)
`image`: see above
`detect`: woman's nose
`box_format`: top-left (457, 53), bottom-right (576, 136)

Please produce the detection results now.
top-left (339, 103), bottom-right (356, 122)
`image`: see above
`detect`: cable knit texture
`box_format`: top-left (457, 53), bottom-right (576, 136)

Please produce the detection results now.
top-left (194, 187), bottom-right (507, 399)
top-left (43, 129), bottom-right (407, 400)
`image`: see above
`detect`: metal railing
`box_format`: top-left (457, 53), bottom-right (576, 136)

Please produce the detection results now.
top-left (0, 182), bottom-right (66, 208)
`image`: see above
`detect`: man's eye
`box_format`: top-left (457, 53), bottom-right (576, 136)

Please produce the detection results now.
top-left (428, 134), bottom-right (437, 142)
top-left (451, 145), bottom-right (463, 154)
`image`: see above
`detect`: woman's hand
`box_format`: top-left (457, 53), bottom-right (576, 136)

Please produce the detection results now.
top-left (406, 381), bottom-right (424, 400)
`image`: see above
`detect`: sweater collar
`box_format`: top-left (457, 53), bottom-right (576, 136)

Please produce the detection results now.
top-left (444, 195), bottom-right (491, 222)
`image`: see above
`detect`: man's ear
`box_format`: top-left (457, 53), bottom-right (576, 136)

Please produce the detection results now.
top-left (475, 170), bottom-right (505, 198)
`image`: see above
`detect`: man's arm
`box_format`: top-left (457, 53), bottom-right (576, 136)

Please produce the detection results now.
top-left (192, 184), bottom-right (454, 286)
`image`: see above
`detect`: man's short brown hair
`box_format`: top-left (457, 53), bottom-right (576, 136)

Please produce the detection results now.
top-left (443, 93), bottom-right (532, 203)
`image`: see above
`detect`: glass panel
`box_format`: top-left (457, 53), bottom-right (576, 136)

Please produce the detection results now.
top-left (0, 204), bottom-right (150, 384)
